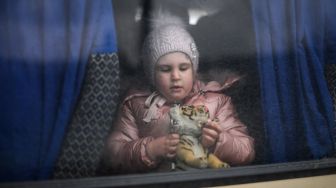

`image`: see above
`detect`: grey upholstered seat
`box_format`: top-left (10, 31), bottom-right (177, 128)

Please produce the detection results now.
top-left (53, 53), bottom-right (120, 179)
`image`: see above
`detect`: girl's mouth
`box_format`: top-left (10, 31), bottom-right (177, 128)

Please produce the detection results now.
top-left (170, 86), bottom-right (183, 92)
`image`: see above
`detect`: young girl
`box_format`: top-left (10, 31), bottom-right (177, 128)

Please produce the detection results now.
top-left (102, 13), bottom-right (255, 174)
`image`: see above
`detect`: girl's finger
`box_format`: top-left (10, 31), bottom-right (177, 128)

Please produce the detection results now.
top-left (169, 139), bottom-right (180, 146)
top-left (203, 127), bottom-right (219, 139)
top-left (166, 152), bottom-right (176, 159)
top-left (205, 120), bottom-right (222, 133)
top-left (168, 146), bottom-right (177, 152)
top-left (202, 134), bottom-right (216, 144)
top-left (170, 133), bottom-right (180, 139)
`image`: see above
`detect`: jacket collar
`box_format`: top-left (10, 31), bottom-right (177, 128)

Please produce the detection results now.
top-left (142, 80), bottom-right (234, 123)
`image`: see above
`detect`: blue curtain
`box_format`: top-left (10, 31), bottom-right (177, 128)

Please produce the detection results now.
top-left (251, 0), bottom-right (336, 162)
top-left (0, 0), bottom-right (117, 181)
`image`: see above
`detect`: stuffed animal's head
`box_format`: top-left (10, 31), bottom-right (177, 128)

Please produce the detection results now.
top-left (169, 105), bottom-right (209, 135)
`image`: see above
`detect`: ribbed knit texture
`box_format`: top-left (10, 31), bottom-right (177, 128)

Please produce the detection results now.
top-left (142, 21), bottom-right (199, 85)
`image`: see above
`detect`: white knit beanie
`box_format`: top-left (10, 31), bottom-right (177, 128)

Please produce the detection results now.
top-left (142, 11), bottom-right (199, 86)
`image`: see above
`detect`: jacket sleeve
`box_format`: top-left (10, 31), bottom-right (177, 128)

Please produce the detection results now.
top-left (103, 99), bottom-right (159, 173)
top-left (212, 95), bottom-right (255, 165)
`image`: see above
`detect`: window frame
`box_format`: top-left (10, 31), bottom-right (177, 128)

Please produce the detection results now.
top-left (2, 158), bottom-right (336, 188)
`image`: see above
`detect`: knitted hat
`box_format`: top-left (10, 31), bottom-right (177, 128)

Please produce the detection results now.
top-left (142, 11), bottom-right (199, 86)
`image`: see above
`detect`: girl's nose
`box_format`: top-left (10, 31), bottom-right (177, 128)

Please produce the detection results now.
top-left (171, 69), bottom-right (180, 80)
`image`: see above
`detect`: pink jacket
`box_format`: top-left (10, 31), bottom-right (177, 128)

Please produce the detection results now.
top-left (104, 80), bottom-right (255, 173)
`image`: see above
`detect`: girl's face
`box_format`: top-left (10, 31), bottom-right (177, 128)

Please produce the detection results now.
top-left (155, 52), bottom-right (194, 103)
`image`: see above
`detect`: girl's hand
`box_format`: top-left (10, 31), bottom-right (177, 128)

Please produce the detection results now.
top-left (201, 119), bottom-right (222, 148)
top-left (147, 133), bottom-right (180, 160)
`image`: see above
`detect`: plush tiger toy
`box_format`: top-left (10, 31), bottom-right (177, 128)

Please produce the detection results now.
top-left (169, 104), bottom-right (230, 169)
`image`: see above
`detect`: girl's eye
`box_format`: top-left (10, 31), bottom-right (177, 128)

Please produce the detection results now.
top-left (158, 66), bottom-right (171, 72)
top-left (179, 64), bottom-right (191, 71)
